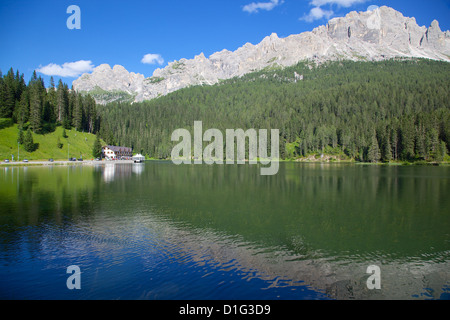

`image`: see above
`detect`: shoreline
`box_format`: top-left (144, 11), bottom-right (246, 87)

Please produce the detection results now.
top-left (1, 158), bottom-right (448, 168)
top-left (0, 160), bottom-right (135, 167)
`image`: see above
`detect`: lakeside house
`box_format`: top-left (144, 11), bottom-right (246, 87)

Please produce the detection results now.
top-left (102, 145), bottom-right (133, 160)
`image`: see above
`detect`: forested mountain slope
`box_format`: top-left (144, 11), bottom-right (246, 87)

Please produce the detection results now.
top-left (98, 59), bottom-right (449, 162)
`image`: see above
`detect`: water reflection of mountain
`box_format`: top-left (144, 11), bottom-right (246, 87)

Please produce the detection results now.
top-left (126, 162), bottom-right (450, 261)
top-left (1, 163), bottom-right (448, 300)
top-left (134, 214), bottom-right (450, 300)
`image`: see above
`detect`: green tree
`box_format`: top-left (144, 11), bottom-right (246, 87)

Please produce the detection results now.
top-left (399, 117), bottom-right (415, 160)
top-left (434, 140), bottom-right (447, 162)
top-left (15, 91), bottom-right (29, 127)
top-left (383, 139), bottom-right (393, 162)
top-left (0, 74), bottom-right (7, 118)
top-left (0, 68), bottom-right (16, 118)
top-left (72, 93), bottom-right (83, 130)
top-left (24, 128), bottom-right (35, 152)
top-left (92, 135), bottom-right (102, 158)
top-left (47, 77), bottom-right (57, 123)
top-left (17, 128), bottom-right (24, 145)
top-left (56, 79), bottom-right (67, 123)
top-left (367, 132), bottom-right (381, 163)
top-left (28, 75), bottom-right (43, 133)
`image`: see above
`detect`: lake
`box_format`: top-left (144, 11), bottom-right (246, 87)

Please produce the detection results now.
top-left (0, 162), bottom-right (449, 300)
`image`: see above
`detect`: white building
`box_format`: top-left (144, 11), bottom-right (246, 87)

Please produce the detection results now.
top-left (132, 154), bottom-right (145, 163)
top-left (102, 146), bottom-right (133, 160)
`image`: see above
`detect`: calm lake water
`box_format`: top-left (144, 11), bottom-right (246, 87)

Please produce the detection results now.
top-left (0, 162), bottom-right (449, 300)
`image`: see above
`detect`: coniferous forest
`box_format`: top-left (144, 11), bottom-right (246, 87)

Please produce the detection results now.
top-left (98, 59), bottom-right (449, 163)
top-left (1, 59), bottom-right (449, 163)
top-left (0, 68), bottom-right (103, 144)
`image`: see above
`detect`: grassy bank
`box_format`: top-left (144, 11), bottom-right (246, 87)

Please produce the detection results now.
top-left (0, 123), bottom-right (104, 161)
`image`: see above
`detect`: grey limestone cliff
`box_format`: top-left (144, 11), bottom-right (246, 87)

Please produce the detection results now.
top-left (73, 6), bottom-right (450, 104)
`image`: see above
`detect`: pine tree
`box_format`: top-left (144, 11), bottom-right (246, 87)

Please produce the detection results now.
top-left (30, 70), bottom-right (38, 83)
top-left (1, 86), bottom-right (14, 119)
top-left (427, 128), bottom-right (440, 160)
top-left (390, 126), bottom-right (399, 161)
top-left (56, 80), bottom-right (64, 122)
top-left (17, 128), bottom-right (24, 145)
top-left (85, 95), bottom-right (97, 133)
top-left (399, 116), bottom-right (415, 160)
top-left (28, 81), bottom-right (42, 133)
top-left (14, 70), bottom-right (26, 102)
top-left (46, 76), bottom-right (57, 123)
top-left (0, 75), bottom-right (5, 118)
top-left (56, 79), bottom-right (69, 124)
top-left (72, 93), bottom-right (83, 130)
top-left (24, 128), bottom-right (35, 152)
top-left (92, 135), bottom-right (102, 158)
top-left (384, 138), bottom-right (393, 162)
top-left (62, 85), bottom-right (72, 129)
top-left (367, 132), bottom-right (381, 163)
top-left (1, 68), bottom-right (16, 118)
top-left (434, 141), bottom-right (447, 162)
top-left (440, 141), bottom-right (448, 161)
top-left (14, 90), bottom-right (29, 127)
top-left (67, 87), bottom-right (77, 128)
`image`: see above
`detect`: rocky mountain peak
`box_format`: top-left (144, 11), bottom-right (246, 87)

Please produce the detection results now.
top-left (73, 6), bottom-right (450, 104)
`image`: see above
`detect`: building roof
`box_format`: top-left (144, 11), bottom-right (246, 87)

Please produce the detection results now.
top-left (104, 145), bottom-right (133, 153)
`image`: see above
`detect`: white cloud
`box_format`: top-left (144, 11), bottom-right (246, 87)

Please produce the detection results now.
top-left (141, 53), bottom-right (164, 65)
top-left (36, 60), bottom-right (95, 78)
top-left (301, 6), bottom-right (334, 22)
top-left (302, 0), bottom-right (370, 22)
top-left (243, 0), bottom-right (283, 14)
top-left (310, 0), bottom-right (368, 7)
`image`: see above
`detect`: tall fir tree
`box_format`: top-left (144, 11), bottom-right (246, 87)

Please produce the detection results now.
top-left (62, 84), bottom-right (73, 129)
top-left (390, 125), bottom-right (399, 161)
top-left (92, 135), bottom-right (102, 158)
top-left (367, 131), bottom-right (381, 163)
top-left (17, 128), bottom-right (24, 145)
top-left (85, 94), bottom-right (97, 133)
top-left (56, 79), bottom-right (68, 124)
top-left (46, 76), bottom-right (57, 123)
top-left (72, 92), bottom-right (83, 130)
top-left (0, 73), bottom-right (5, 118)
top-left (438, 141), bottom-right (447, 161)
top-left (399, 116), bottom-right (415, 160)
top-left (28, 78), bottom-right (42, 133)
top-left (1, 68), bottom-right (16, 118)
top-left (383, 136), bottom-right (393, 162)
top-left (16, 90), bottom-right (29, 127)
top-left (23, 128), bottom-right (35, 152)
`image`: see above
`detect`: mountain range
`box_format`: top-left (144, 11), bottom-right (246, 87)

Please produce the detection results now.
top-left (72, 6), bottom-right (450, 104)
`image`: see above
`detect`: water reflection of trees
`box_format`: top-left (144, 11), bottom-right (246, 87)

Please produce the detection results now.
top-left (0, 163), bottom-right (448, 263)
top-left (0, 163), bottom-right (448, 299)
top-left (0, 164), bottom-right (147, 227)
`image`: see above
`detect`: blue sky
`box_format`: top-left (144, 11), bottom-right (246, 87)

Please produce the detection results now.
top-left (0, 0), bottom-right (449, 87)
